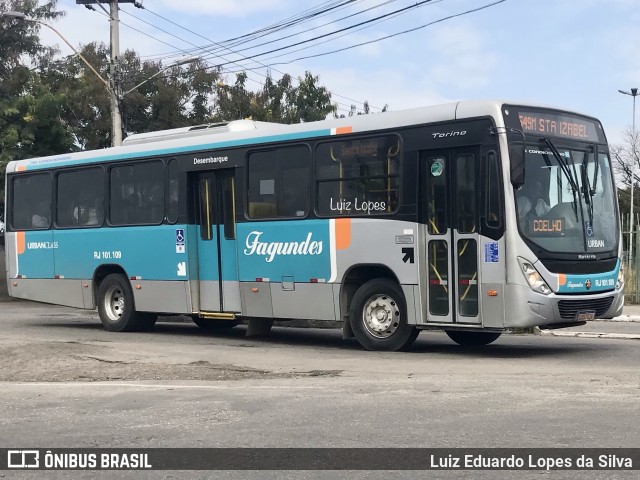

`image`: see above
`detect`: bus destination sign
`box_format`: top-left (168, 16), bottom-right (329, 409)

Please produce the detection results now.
top-left (529, 217), bottom-right (565, 236)
top-left (517, 111), bottom-right (600, 142)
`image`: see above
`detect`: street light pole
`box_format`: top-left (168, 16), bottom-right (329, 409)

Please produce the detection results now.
top-left (121, 56), bottom-right (199, 97)
top-left (2, 11), bottom-right (110, 91)
top-left (619, 88), bottom-right (639, 267)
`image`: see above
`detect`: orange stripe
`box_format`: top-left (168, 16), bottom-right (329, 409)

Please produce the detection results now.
top-left (335, 126), bottom-right (352, 135)
top-left (558, 274), bottom-right (566, 286)
top-left (16, 231), bottom-right (26, 255)
top-left (335, 218), bottom-right (351, 250)
top-left (16, 165), bottom-right (27, 172)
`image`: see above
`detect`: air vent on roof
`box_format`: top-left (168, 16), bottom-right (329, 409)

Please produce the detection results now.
top-left (188, 122), bottom-right (229, 131)
top-left (122, 119), bottom-right (283, 146)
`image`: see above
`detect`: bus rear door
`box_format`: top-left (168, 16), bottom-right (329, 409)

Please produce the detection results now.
top-left (196, 170), bottom-right (241, 313)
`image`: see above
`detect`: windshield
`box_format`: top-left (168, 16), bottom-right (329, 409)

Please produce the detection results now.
top-left (514, 142), bottom-right (618, 254)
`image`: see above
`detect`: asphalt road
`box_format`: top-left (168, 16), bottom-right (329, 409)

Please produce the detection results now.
top-left (1, 301), bottom-right (639, 479)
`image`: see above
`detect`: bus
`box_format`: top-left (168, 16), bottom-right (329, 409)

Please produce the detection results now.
top-left (3, 100), bottom-right (624, 351)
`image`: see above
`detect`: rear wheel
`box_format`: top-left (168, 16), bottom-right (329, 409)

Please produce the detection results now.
top-left (97, 274), bottom-right (156, 332)
top-left (445, 330), bottom-right (501, 346)
top-left (349, 279), bottom-right (419, 351)
top-left (192, 317), bottom-right (240, 330)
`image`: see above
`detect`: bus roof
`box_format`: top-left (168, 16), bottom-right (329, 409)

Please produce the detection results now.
top-left (5, 99), bottom-right (592, 173)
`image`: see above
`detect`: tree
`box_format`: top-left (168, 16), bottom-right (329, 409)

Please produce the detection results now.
top-left (0, 0), bottom-right (70, 195)
top-left (42, 42), bottom-right (112, 149)
top-left (335, 100), bottom-right (389, 118)
top-left (611, 127), bottom-right (640, 218)
top-left (0, 0), bottom-right (373, 198)
top-left (44, 44), bottom-right (221, 149)
top-left (213, 70), bottom-right (336, 124)
top-left (285, 71), bottom-right (335, 123)
top-left (214, 72), bottom-right (262, 122)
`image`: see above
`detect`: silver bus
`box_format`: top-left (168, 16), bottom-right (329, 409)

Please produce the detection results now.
top-left (4, 100), bottom-right (623, 350)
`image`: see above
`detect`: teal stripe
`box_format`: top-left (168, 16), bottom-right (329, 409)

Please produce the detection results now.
top-left (22, 129), bottom-right (333, 170)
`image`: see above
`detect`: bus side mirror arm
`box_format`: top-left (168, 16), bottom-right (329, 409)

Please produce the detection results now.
top-left (491, 126), bottom-right (526, 188)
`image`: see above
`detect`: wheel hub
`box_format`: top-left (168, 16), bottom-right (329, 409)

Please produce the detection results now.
top-left (104, 286), bottom-right (125, 322)
top-left (363, 295), bottom-right (400, 338)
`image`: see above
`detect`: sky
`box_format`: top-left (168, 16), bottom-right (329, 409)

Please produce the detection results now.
top-left (33, 0), bottom-right (640, 146)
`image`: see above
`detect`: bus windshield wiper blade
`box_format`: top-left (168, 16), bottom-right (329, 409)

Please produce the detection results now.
top-left (543, 138), bottom-right (580, 219)
top-left (581, 162), bottom-right (594, 224)
top-left (543, 138), bottom-right (579, 192)
top-left (580, 150), bottom-right (597, 224)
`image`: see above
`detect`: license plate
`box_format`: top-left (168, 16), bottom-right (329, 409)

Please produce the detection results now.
top-left (576, 310), bottom-right (596, 321)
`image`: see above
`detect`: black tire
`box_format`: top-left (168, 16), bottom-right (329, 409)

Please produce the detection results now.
top-left (138, 312), bottom-right (159, 330)
top-left (192, 317), bottom-right (240, 330)
top-left (445, 330), bottom-right (501, 346)
top-left (349, 279), bottom-right (419, 351)
top-left (97, 274), bottom-right (156, 332)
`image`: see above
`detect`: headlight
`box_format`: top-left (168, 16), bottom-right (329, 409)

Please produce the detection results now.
top-left (617, 264), bottom-right (624, 290)
top-left (518, 258), bottom-right (552, 295)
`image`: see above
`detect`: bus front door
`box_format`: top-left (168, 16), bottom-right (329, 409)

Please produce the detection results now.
top-left (422, 149), bottom-right (481, 325)
top-left (196, 170), bottom-right (241, 313)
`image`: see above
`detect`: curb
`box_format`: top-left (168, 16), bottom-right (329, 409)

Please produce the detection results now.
top-left (539, 330), bottom-right (640, 340)
top-left (607, 316), bottom-right (640, 323)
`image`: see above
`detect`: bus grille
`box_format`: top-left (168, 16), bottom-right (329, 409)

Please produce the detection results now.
top-left (557, 297), bottom-right (614, 320)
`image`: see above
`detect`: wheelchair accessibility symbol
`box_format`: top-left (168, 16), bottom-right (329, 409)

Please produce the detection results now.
top-left (585, 222), bottom-right (594, 237)
top-left (176, 229), bottom-right (185, 253)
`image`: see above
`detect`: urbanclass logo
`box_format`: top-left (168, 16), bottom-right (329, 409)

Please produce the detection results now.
top-left (244, 231), bottom-right (323, 263)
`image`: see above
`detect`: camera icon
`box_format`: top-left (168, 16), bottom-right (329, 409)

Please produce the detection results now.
top-left (7, 450), bottom-right (40, 468)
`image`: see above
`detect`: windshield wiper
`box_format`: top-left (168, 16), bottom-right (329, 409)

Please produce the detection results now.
top-left (543, 138), bottom-right (580, 219)
top-left (581, 162), bottom-right (594, 224)
top-left (580, 147), bottom-right (598, 224)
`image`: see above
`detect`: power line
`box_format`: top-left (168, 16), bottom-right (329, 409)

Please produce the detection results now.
top-left (256, 0), bottom-right (445, 64)
top-left (200, 0), bottom-right (402, 60)
top-left (264, 0), bottom-right (507, 67)
top-left (206, 0), bottom-right (438, 69)
top-left (135, 2), bottom-right (436, 111)
top-left (122, 3), bottom-right (379, 111)
top-left (197, 1), bottom-right (361, 55)
top-left (158, 0), bottom-right (506, 84)
top-left (113, 8), bottom-right (358, 115)
top-left (138, 0), bottom-right (362, 61)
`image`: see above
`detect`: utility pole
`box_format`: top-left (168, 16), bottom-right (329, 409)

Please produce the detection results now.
top-left (619, 88), bottom-right (639, 269)
top-left (109, 0), bottom-right (122, 146)
top-left (76, 0), bottom-right (135, 146)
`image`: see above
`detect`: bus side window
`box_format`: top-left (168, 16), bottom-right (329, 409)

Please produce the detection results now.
top-left (11, 173), bottom-right (52, 231)
top-left (57, 168), bottom-right (105, 228)
top-left (110, 161), bottom-right (164, 225)
top-left (247, 145), bottom-right (311, 219)
top-left (315, 135), bottom-right (401, 217)
top-left (426, 157), bottom-right (448, 235)
top-left (199, 178), bottom-right (213, 240)
top-left (222, 176), bottom-right (235, 240)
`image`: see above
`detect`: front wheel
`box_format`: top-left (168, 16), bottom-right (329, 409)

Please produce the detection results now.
top-left (97, 274), bottom-right (157, 332)
top-left (445, 330), bottom-right (501, 346)
top-left (349, 279), bottom-right (419, 351)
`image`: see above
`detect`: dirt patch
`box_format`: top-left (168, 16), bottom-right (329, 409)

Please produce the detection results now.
top-left (0, 341), bottom-right (342, 382)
